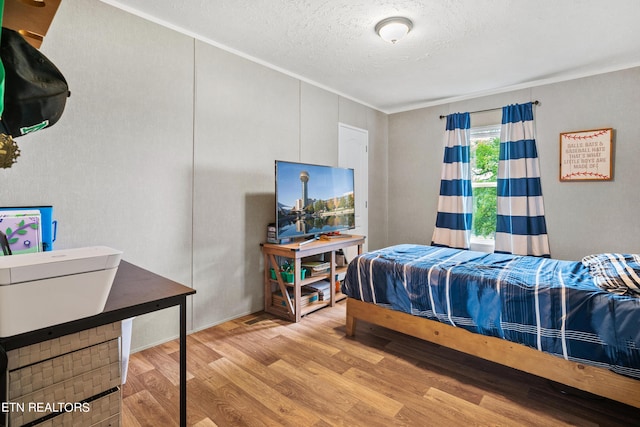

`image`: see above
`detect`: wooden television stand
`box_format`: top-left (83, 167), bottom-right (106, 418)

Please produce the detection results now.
top-left (261, 234), bottom-right (365, 322)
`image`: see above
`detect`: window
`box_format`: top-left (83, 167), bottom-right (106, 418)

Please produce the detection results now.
top-left (469, 124), bottom-right (500, 249)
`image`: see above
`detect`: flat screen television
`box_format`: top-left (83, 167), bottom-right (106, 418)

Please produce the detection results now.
top-left (275, 160), bottom-right (355, 241)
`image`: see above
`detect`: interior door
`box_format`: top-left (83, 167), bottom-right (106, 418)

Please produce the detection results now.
top-left (338, 123), bottom-right (368, 255)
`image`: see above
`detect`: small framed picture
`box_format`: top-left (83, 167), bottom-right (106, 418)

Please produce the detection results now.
top-left (559, 128), bottom-right (613, 181)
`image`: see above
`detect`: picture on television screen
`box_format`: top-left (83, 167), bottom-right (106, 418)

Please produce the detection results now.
top-left (275, 160), bottom-right (355, 240)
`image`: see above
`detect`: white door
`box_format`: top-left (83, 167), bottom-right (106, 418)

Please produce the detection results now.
top-left (338, 123), bottom-right (368, 255)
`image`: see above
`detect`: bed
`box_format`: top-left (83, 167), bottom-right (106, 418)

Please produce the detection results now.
top-left (341, 244), bottom-right (640, 408)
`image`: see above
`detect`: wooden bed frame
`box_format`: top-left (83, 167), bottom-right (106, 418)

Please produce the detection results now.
top-left (345, 298), bottom-right (640, 409)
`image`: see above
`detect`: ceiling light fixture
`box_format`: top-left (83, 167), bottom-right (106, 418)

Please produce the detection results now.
top-left (375, 17), bottom-right (413, 44)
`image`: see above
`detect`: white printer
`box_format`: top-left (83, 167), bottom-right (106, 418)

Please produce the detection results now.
top-left (0, 246), bottom-right (122, 337)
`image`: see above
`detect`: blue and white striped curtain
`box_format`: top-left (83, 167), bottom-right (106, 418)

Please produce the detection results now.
top-left (431, 112), bottom-right (472, 249)
top-left (495, 103), bottom-right (550, 257)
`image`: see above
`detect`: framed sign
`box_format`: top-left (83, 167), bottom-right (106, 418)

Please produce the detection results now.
top-left (559, 128), bottom-right (613, 181)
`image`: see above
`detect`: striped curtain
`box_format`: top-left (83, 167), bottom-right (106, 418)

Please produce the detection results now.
top-left (431, 112), bottom-right (472, 249)
top-left (495, 103), bottom-right (550, 257)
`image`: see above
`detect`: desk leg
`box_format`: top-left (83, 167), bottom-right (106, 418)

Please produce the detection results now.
top-left (180, 298), bottom-right (187, 427)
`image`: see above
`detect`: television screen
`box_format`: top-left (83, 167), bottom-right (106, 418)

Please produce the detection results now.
top-left (275, 160), bottom-right (355, 240)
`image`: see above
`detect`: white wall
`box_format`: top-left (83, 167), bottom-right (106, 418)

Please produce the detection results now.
top-left (0, 0), bottom-right (389, 350)
top-left (191, 42), bottom-right (299, 329)
top-left (388, 68), bottom-right (640, 260)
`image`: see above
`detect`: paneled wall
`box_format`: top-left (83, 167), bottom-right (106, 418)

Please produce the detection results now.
top-left (0, 0), bottom-right (389, 350)
top-left (1, 1), bottom-right (195, 346)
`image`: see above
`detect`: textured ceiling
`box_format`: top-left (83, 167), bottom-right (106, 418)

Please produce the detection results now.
top-left (101, 0), bottom-right (640, 113)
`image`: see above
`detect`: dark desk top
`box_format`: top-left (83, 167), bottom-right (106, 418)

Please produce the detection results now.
top-left (104, 261), bottom-right (195, 313)
top-left (0, 260), bottom-right (195, 350)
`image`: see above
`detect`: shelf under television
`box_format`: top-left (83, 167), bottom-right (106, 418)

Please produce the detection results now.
top-left (261, 235), bottom-right (365, 322)
top-left (270, 268), bottom-right (347, 288)
top-left (269, 292), bottom-right (348, 318)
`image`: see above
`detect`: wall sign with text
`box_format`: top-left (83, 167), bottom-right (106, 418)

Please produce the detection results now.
top-left (559, 128), bottom-right (613, 181)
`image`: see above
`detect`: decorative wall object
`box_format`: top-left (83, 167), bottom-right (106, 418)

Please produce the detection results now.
top-left (559, 128), bottom-right (613, 181)
top-left (0, 210), bottom-right (41, 255)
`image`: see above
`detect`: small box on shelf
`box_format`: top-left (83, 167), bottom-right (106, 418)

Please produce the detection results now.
top-left (270, 267), bottom-right (306, 283)
top-left (303, 280), bottom-right (331, 301)
top-left (266, 223), bottom-right (277, 244)
top-left (272, 288), bottom-right (319, 308)
top-left (301, 261), bottom-right (330, 277)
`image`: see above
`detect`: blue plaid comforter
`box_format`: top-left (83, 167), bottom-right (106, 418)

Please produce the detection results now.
top-left (342, 244), bottom-right (640, 379)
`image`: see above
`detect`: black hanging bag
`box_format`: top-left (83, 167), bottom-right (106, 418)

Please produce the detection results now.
top-left (0, 27), bottom-right (70, 138)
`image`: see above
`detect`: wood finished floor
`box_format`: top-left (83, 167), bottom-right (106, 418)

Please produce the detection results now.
top-left (122, 301), bottom-right (640, 426)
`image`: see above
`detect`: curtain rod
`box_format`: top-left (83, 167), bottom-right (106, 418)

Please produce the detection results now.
top-left (439, 100), bottom-right (539, 119)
